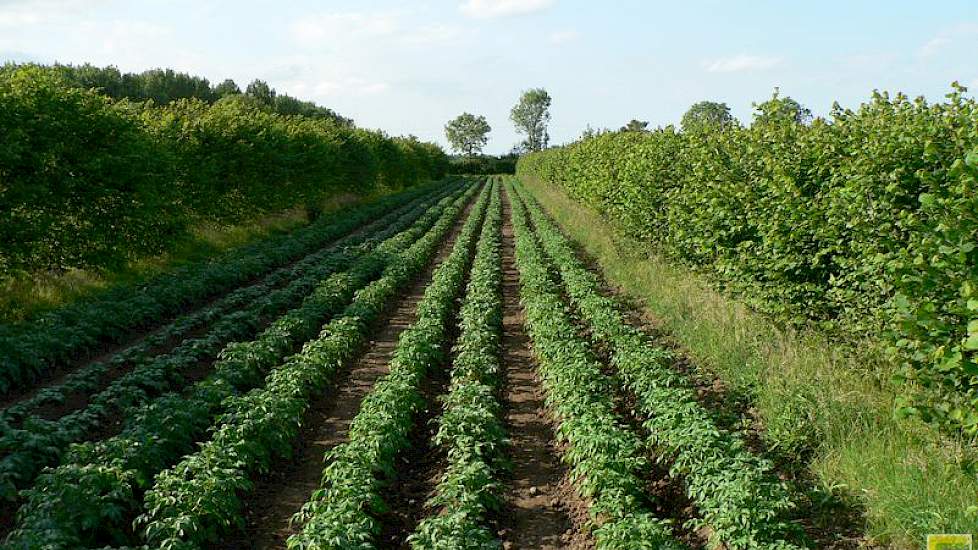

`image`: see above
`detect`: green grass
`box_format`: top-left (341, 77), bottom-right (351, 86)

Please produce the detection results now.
top-left (0, 193), bottom-right (364, 324)
top-left (521, 176), bottom-right (978, 548)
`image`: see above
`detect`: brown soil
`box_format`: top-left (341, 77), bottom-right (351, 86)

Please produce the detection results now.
top-left (375, 329), bottom-right (452, 549)
top-left (376, 189), bottom-right (490, 549)
top-left (497, 188), bottom-right (592, 550)
top-left (215, 192), bottom-right (475, 550)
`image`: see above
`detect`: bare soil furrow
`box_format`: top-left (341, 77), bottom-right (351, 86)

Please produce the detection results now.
top-left (497, 189), bottom-right (590, 550)
top-left (214, 195), bottom-right (473, 550)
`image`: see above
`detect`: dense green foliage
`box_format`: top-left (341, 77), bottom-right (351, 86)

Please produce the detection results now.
top-left (517, 87), bottom-right (978, 436)
top-left (0, 65), bottom-right (448, 276)
top-left (449, 154), bottom-right (517, 175)
top-left (445, 112), bottom-right (492, 156)
top-left (17, 63), bottom-right (350, 123)
top-left (680, 101), bottom-right (734, 132)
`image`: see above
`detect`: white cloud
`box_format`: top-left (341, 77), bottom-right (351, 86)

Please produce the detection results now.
top-left (291, 12), bottom-right (400, 46)
top-left (0, 0), bottom-right (98, 26)
top-left (459, 0), bottom-right (554, 19)
top-left (549, 29), bottom-right (578, 45)
top-left (704, 54), bottom-right (782, 73)
top-left (919, 22), bottom-right (978, 57)
top-left (290, 11), bottom-right (463, 49)
top-left (276, 66), bottom-right (391, 99)
top-left (920, 35), bottom-right (952, 57)
top-left (404, 23), bottom-right (462, 45)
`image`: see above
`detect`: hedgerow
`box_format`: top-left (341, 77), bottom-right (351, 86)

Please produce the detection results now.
top-left (0, 65), bottom-right (448, 276)
top-left (516, 86), bottom-right (978, 437)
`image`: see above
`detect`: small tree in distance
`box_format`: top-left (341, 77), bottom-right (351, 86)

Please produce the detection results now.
top-left (510, 88), bottom-right (551, 152)
top-left (444, 113), bottom-right (492, 156)
top-left (681, 101), bottom-right (735, 132)
top-left (245, 79), bottom-right (275, 106)
top-left (620, 119), bottom-right (649, 132)
top-left (752, 88), bottom-right (812, 125)
top-left (214, 79), bottom-right (241, 98)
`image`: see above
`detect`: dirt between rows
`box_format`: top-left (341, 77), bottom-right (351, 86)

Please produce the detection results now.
top-left (497, 188), bottom-right (594, 550)
top-left (215, 191), bottom-right (477, 550)
top-left (210, 185), bottom-right (698, 549)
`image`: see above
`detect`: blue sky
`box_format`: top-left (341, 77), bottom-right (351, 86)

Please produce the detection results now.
top-left (2, 0), bottom-right (977, 153)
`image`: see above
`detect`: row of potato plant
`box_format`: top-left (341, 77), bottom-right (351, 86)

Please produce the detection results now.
top-left (507, 181), bottom-right (685, 549)
top-left (2, 183), bottom-right (477, 549)
top-left (514, 182), bottom-right (804, 549)
top-left (133, 182), bottom-right (490, 549)
top-left (285, 182), bottom-right (496, 550)
top-left (408, 179), bottom-right (505, 549)
top-left (0, 183), bottom-right (456, 426)
top-left (0, 184), bottom-right (462, 501)
top-left (0, 181), bottom-right (444, 395)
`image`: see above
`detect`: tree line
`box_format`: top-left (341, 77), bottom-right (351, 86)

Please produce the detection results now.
top-left (444, 88), bottom-right (553, 157)
top-left (31, 62), bottom-right (352, 125)
top-left (0, 64), bottom-right (447, 277)
top-left (442, 87), bottom-right (808, 159)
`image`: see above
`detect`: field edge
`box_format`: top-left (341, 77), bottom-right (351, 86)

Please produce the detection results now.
top-left (520, 175), bottom-right (978, 547)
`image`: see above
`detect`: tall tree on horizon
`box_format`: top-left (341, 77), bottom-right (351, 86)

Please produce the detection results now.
top-left (245, 79), bottom-right (275, 106)
top-left (620, 119), bottom-right (649, 132)
top-left (444, 112), bottom-right (492, 156)
top-left (214, 79), bottom-right (241, 98)
top-left (510, 88), bottom-right (551, 152)
top-left (752, 88), bottom-right (812, 125)
top-left (681, 101), bottom-right (735, 132)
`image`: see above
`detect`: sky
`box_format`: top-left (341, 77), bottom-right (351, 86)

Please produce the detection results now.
top-left (2, 0), bottom-right (977, 154)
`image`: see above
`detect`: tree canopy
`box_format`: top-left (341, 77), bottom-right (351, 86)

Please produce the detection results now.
top-left (752, 88), bottom-right (812, 125)
top-left (245, 79), bottom-right (276, 106)
top-left (1, 63), bottom-right (352, 125)
top-left (681, 101), bottom-right (735, 132)
top-left (213, 79), bottom-right (241, 98)
top-left (620, 119), bottom-right (649, 132)
top-left (510, 88), bottom-right (551, 152)
top-left (444, 112), bottom-right (492, 156)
